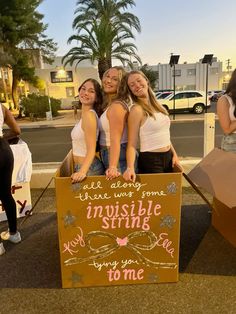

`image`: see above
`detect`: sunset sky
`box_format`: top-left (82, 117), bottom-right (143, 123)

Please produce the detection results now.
top-left (39, 0), bottom-right (236, 70)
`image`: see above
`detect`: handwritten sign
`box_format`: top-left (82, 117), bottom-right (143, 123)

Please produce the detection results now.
top-left (55, 155), bottom-right (182, 288)
top-left (0, 182), bottom-right (32, 222)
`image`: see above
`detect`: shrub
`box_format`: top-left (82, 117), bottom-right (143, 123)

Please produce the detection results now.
top-left (21, 93), bottom-right (61, 118)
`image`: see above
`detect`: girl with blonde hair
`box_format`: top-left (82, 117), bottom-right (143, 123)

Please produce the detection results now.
top-left (99, 66), bottom-right (130, 180)
top-left (121, 70), bottom-right (181, 182)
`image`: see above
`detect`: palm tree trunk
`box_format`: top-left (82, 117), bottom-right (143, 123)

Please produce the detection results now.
top-left (98, 58), bottom-right (112, 80)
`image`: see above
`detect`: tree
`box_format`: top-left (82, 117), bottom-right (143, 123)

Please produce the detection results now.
top-left (63, 0), bottom-right (141, 79)
top-left (140, 64), bottom-right (158, 90)
top-left (0, 0), bottom-right (57, 108)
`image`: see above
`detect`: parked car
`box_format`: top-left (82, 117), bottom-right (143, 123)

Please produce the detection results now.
top-left (208, 90), bottom-right (225, 102)
top-left (159, 90), bottom-right (210, 114)
top-left (156, 91), bottom-right (173, 99)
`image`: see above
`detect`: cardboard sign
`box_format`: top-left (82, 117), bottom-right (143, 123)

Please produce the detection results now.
top-left (55, 155), bottom-right (182, 288)
top-left (0, 182), bottom-right (32, 222)
top-left (187, 148), bottom-right (236, 209)
top-left (187, 148), bottom-right (236, 247)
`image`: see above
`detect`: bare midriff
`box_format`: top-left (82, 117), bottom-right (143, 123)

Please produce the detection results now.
top-left (148, 145), bottom-right (171, 153)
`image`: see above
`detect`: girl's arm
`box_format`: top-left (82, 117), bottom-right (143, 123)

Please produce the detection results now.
top-left (170, 142), bottom-right (182, 170)
top-left (123, 105), bottom-right (142, 182)
top-left (71, 111), bottom-right (97, 183)
top-left (217, 96), bottom-right (236, 134)
top-left (2, 105), bottom-right (21, 139)
top-left (106, 101), bottom-right (128, 180)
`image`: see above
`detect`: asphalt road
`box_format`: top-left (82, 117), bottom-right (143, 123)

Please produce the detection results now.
top-left (20, 119), bottom-right (223, 163)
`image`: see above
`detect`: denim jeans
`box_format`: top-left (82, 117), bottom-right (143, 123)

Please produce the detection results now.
top-left (74, 156), bottom-right (104, 176)
top-left (100, 143), bottom-right (127, 173)
top-left (221, 133), bottom-right (236, 153)
top-left (138, 150), bottom-right (173, 173)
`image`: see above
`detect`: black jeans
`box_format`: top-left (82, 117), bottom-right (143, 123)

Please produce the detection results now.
top-left (0, 138), bottom-right (17, 233)
top-left (138, 150), bottom-right (173, 174)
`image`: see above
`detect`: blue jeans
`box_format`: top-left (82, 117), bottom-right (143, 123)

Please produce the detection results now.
top-left (221, 133), bottom-right (236, 153)
top-left (74, 156), bottom-right (104, 176)
top-left (100, 143), bottom-right (127, 173)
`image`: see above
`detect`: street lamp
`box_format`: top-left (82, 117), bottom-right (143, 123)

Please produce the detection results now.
top-left (202, 54), bottom-right (213, 113)
top-left (169, 54), bottom-right (180, 120)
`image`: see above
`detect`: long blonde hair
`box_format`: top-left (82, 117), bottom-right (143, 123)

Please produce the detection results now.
top-left (118, 70), bottom-right (168, 117)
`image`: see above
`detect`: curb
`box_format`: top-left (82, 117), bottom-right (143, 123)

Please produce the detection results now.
top-left (19, 124), bottom-right (74, 129)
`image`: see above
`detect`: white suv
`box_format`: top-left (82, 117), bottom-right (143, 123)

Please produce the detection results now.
top-left (159, 90), bottom-right (209, 114)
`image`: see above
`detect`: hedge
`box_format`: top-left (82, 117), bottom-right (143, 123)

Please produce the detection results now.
top-left (21, 93), bottom-right (61, 118)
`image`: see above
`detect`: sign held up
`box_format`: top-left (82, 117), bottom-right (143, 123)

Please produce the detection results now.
top-left (55, 153), bottom-right (182, 288)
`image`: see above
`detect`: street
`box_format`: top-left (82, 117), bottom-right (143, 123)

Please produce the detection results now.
top-left (20, 120), bottom-right (223, 162)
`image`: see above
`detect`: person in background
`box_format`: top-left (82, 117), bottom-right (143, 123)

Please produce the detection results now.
top-left (71, 79), bottom-right (104, 183)
top-left (217, 69), bottom-right (236, 153)
top-left (122, 70), bottom-right (181, 182)
top-left (0, 103), bottom-right (21, 255)
top-left (99, 66), bottom-right (129, 180)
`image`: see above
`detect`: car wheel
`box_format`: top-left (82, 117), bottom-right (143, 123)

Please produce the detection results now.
top-left (193, 103), bottom-right (204, 114)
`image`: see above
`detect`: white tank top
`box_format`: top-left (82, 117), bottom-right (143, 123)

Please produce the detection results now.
top-left (71, 110), bottom-right (99, 157)
top-left (224, 95), bottom-right (236, 133)
top-left (99, 101), bottom-right (128, 146)
top-left (0, 104), bottom-right (4, 137)
top-left (139, 111), bottom-right (171, 152)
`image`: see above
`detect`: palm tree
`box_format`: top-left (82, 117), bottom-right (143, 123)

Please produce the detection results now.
top-left (63, 0), bottom-right (141, 79)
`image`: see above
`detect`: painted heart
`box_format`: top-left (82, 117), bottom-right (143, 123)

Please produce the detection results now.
top-left (116, 237), bottom-right (128, 246)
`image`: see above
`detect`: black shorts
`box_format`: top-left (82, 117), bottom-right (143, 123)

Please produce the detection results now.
top-left (138, 150), bottom-right (173, 174)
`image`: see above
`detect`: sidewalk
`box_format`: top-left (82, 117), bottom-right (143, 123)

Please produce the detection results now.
top-left (14, 109), bottom-right (77, 128)
top-left (14, 109), bottom-right (215, 129)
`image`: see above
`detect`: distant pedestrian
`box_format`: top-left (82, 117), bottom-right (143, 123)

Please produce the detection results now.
top-left (0, 103), bottom-right (21, 256)
top-left (120, 71), bottom-right (181, 182)
top-left (71, 79), bottom-right (104, 183)
top-left (217, 69), bottom-right (236, 152)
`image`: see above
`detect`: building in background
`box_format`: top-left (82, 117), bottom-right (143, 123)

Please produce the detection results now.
top-left (150, 57), bottom-right (224, 92)
top-left (30, 56), bottom-right (99, 109)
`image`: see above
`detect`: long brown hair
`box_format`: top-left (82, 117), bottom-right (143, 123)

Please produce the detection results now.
top-left (226, 68), bottom-right (236, 117)
top-left (78, 78), bottom-right (103, 117)
top-left (102, 66), bottom-right (127, 110)
top-left (117, 70), bottom-right (168, 117)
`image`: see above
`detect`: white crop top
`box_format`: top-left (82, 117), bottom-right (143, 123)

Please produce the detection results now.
top-left (99, 102), bottom-right (128, 146)
top-left (139, 112), bottom-right (171, 152)
top-left (71, 110), bottom-right (99, 157)
top-left (0, 104), bottom-right (4, 137)
top-left (224, 95), bottom-right (236, 133)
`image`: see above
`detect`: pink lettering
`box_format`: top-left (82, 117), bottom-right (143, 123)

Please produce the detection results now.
top-left (107, 268), bottom-right (144, 282)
